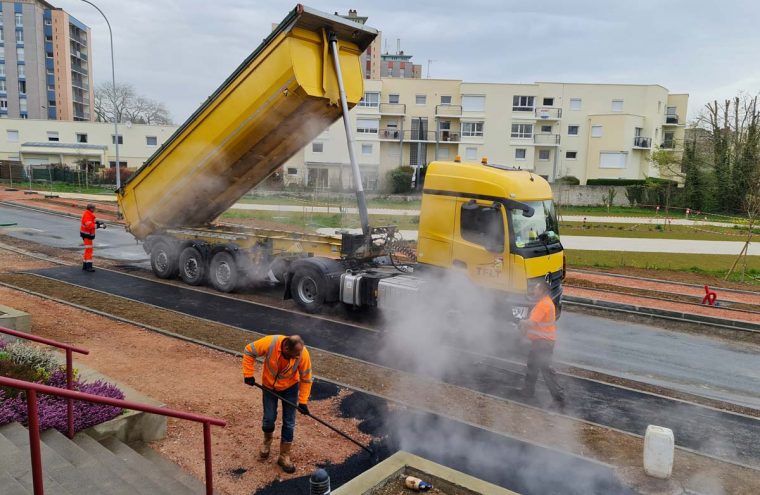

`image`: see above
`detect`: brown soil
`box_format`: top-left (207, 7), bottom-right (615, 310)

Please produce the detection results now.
top-left (569, 267), bottom-right (760, 292)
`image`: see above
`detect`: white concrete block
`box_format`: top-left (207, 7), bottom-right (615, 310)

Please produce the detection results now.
top-left (644, 425), bottom-right (674, 479)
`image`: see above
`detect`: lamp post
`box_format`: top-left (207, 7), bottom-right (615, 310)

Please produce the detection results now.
top-left (80, 0), bottom-right (120, 190)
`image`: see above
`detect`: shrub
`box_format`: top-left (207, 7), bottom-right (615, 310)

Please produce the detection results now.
top-left (387, 166), bottom-right (414, 194)
top-left (556, 176), bottom-right (580, 185)
top-left (4, 341), bottom-right (60, 374)
top-left (586, 179), bottom-right (645, 186)
top-left (0, 360), bottom-right (47, 399)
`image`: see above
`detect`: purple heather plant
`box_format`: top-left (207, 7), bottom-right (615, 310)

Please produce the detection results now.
top-left (0, 369), bottom-right (124, 433)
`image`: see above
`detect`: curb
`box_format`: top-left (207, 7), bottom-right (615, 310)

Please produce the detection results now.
top-left (563, 295), bottom-right (760, 334)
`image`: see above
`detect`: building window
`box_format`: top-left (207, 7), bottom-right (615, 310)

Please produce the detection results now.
top-left (0, 80), bottom-right (5, 92)
top-left (591, 125), bottom-right (603, 138)
top-left (567, 125), bottom-right (579, 136)
top-left (462, 95), bottom-right (485, 112)
top-left (47, 83), bottom-right (55, 91)
top-left (440, 95), bottom-right (452, 105)
top-left (20, 113), bottom-right (27, 119)
top-left (15, 14), bottom-right (22, 28)
top-left (540, 125), bottom-right (552, 133)
top-left (7, 129), bottom-right (18, 142)
top-left (663, 132), bottom-right (675, 149)
top-left (512, 95), bottom-right (535, 111)
top-left (44, 18), bottom-right (51, 26)
top-left (611, 99), bottom-right (624, 112)
top-left (0, 98), bottom-right (7, 109)
top-left (112, 135), bottom-right (124, 145)
top-left (388, 93), bottom-right (400, 104)
top-left (45, 51), bottom-right (53, 59)
top-left (311, 142), bottom-right (324, 152)
top-left (307, 168), bottom-right (329, 189)
top-left (359, 92), bottom-right (379, 107)
top-left (0, 63), bottom-right (5, 77)
top-left (76, 133), bottom-right (88, 143)
top-left (361, 143), bottom-right (372, 155)
top-left (19, 98), bottom-right (27, 113)
top-left (287, 167), bottom-right (298, 175)
top-left (109, 161), bottom-right (128, 169)
top-left (569, 98), bottom-right (581, 110)
top-left (465, 146), bottom-right (477, 160)
top-left (18, 80), bottom-right (25, 94)
top-left (0, 29), bottom-right (3, 43)
top-left (46, 68), bottom-right (54, 76)
top-left (599, 152), bottom-right (627, 169)
top-left (48, 99), bottom-right (55, 107)
top-left (17, 65), bottom-right (25, 78)
top-left (566, 151), bottom-right (577, 160)
top-left (16, 47), bottom-right (23, 62)
top-left (462, 121), bottom-right (484, 137)
top-left (47, 131), bottom-right (59, 142)
top-left (15, 30), bottom-right (22, 44)
top-left (356, 118), bottom-right (379, 134)
top-left (415, 94), bottom-right (426, 105)
top-left (515, 148), bottom-right (526, 160)
top-left (146, 136), bottom-right (158, 146)
top-left (538, 149), bottom-right (551, 161)
top-left (542, 97), bottom-right (554, 106)
top-left (511, 123), bottom-right (533, 139)
top-left (438, 147), bottom-right (450, 159)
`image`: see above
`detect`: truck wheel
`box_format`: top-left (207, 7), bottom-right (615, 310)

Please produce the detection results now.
top-left (178, 246), bottom-right (207, 286)
top-left (150, 242), bottom-right (178, 279)
top-left (291, 265), bottom-right (326, 313)
top-left (209, 251), bottom-right (239, 293)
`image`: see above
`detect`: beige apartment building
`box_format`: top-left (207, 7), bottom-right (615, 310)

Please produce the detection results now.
top-left (283, 79), bottom-right (688, 190)
top-left (0, 117), bottom-right (177, 170)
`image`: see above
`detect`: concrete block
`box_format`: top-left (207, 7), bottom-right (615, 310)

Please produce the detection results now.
top-left (0, 304), bottom-right (31, 332)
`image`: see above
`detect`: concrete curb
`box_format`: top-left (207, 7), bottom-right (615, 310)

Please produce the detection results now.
top-left (0, 304), bottom-right (31, 331)
top-left (563, 295), bottom-right (760, 333)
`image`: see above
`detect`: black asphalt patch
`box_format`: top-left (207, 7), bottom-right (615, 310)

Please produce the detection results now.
top-left (31, 266), bottom-right (760, 467)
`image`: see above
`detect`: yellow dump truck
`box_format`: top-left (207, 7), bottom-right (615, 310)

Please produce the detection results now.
top-left (117, 5), bottom-right (563, 319)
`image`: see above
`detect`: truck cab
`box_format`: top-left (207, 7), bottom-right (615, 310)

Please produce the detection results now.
top-left (417, 160), bottom-right (564, 318)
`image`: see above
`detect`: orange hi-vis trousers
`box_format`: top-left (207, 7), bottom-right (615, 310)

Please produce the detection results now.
top-left (83, 238), bottom-right (93, 262)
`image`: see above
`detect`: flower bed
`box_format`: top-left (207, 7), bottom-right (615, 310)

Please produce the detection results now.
top-left (0, 337), bottom-right (124, 433)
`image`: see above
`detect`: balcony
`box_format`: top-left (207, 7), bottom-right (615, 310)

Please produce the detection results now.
top-left (533, 133), bottom-right (560, 146)
top-left (534, 107), bottom-right (562, 120)
top-left (661, 140), bottom-right (676, 150)
top-left (379, 102), bottom-right (406, 115)
top-left (435, 104), bottom-right (462, 117)
top-left (379, 127), bottom-right (402, 140)
top-left (633, 136), bottom-right (652, 149)
top-left (377, 128), bottom-right (460, 143)
top-left (437, 130), bottom-right (460, 142)
top-left (664, 114), bottom-right (679, 125)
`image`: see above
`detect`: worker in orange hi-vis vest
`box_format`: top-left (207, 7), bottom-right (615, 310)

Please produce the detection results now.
top-left (518, 279), bottom-right (566, 407)
top-left (242, 334), bottom-right (313, 474)
top-left (79, 204), bottom-right (106, 272)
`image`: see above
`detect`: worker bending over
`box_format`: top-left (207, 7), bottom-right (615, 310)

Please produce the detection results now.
top-left (79, 203), bottom-right (106, 272)
top-left (242, 334), bottom-right (313, 473)
top-left (519, 280), bottom-right (565, 406)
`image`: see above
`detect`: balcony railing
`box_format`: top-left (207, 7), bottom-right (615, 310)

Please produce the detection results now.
top-left (378, 128), bottom-right (461, 143)
top-left (379, 102), bottom-right (406, 115)
top-left (535, 107), bottom-right (563, 120)
top-left (661, 140), bottom-right (676, 149)
top-left (533, 133), bottom-right (561, 145)
top-left (665, 114), bottom-right (679, 124)
top-left (633, 136), bottom-right (652, 148)
top-left (437, 130), bottom-right (460, 142)
top-left (435, 104), bottom-right (462, 117)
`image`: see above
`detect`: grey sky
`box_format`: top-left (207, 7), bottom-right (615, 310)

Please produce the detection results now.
top-left (59, 0), bottom-right (760, 124)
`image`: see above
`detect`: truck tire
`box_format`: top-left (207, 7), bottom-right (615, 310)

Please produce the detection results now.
top-left (291, 265), bottom-right (326, 313)
top-left (178, 246), bottom-right (207, 286)
top-left (150, 242), bottom-right (178, 279)
top-left (209, 251), bottom-right (239, 293)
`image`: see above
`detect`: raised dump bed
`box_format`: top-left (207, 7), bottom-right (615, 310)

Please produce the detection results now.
top-left (117, 5), bottom-right (376, 239)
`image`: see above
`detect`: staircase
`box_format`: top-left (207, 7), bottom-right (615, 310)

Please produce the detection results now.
top-left (0, 422), bottom-right (206, 495)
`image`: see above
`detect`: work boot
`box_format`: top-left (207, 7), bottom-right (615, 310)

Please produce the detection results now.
top-left (277, 441), bottom-right (296, 473)
top-left (84, 262), bottom-right (95, 272)
top-left (259, 431), bottom-right (273, 459)
top-left (82, 261), bottom-right (87, 271)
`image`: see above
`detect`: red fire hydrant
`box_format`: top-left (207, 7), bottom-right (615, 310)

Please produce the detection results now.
top-left (702, 285), bottom-right (717, 306)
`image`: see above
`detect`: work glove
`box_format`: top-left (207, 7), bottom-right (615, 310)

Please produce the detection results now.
top-left (297, 403), bottom-right (310, 415)
top-left (244, 376), bottom-right (256, 387)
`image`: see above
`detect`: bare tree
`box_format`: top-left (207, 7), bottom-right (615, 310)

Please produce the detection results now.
top-left (95, 82), bottom-right (172, 125)
top-left (726, 176), bottom-right (760, 281)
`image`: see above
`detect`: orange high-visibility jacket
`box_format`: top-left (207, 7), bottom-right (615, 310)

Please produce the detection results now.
top-left (242, 335), bottom-right (313, 404)
top-left (80, 210), bottom-right (96, 237)
top-left (526, 295), bottom-right (557, 341)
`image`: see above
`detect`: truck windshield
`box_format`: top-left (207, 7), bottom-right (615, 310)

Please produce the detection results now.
top-left (510, 200), bottom-right (560, 248)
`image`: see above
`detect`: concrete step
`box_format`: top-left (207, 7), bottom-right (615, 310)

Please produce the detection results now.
top-left (0, 468), bottom-right (29, 495)
top-left (100, 435), bottom-right (197, 495)
top-left (0, 422), bottom-right (104, 495)
top-left (41, 429), bottom-right (136, 495)
top-left (73, 433), bottom-right (173, 495)
top-left (0, 423), bottom-right (74, 495)
top-left (130, 442), bottom-right (206, 494)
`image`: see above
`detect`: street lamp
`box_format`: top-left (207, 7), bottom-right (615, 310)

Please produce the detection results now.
top-left (80, 0), bottom-right (121, 190)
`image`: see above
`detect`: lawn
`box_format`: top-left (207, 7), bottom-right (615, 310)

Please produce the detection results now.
top-left (1, 179), bottom-right (114, 195)
top-left (220, 209), bottom-right (420, 231)
top-left (559, 205), bottom-right (744, 224)
top-left (560, 222), bottom-right (757, 242)
top-left (239, 193), bottom-right (421, 210)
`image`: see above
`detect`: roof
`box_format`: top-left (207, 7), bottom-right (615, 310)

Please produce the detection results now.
top-left (21, 142), bottom-right (107, 150)
top-left (424, 161), bottom-right (553, 201)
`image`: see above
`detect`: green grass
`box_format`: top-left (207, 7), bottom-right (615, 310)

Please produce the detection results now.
top-left (559, 205), bottom-right (743, 223)
top-left (239, 194), bottom-right (421, 210)
top-left (0, 179), bottom-right (113, 195)
top-left (220, 210), bottom-right (420, 231)
top-left (566, 249), bottom-right (760, 282)
top-left (560, 222), bottom-right (757, 242)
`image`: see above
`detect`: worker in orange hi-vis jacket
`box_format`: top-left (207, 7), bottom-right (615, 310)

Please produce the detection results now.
top-left (79, 204), bottom-right (106, 272)
top-left (242, 334), bottom-right (313, 473)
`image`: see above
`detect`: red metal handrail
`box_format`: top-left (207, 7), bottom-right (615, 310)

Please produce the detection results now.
top-left (0, 376), bottom-right (226, 495)
top-left (0, 326), bottom-right (89, 439)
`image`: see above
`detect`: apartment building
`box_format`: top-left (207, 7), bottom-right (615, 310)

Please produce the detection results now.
top-left (0, 0), bottom-right (94, 121)
top-left (0, 117), bottom-right (177, 169)
top-left (283, 79), bottom-right (688, 190)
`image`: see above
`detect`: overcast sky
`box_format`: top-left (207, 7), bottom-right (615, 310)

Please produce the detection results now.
top-left (59, 0), bottom-right (760, 125)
